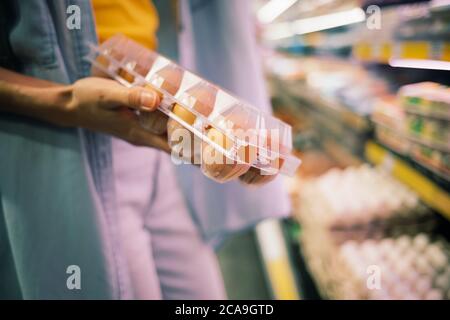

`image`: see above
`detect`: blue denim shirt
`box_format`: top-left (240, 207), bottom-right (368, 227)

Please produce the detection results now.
top-left (0, 0), bottom-right (129, 299)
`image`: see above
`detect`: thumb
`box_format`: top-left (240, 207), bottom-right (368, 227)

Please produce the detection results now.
top-left (100, 81), bottom-right (161, 111)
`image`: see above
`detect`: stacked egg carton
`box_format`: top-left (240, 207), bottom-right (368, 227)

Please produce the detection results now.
top-left (294, 165), bottom-right (448, 299)
top-left (338, 234), bottom-right (450, 300)
top-left (298, 165), bottom-right (435, 243)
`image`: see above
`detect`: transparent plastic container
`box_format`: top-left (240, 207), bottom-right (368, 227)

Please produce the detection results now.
top-left (87, 34), bottom-right (301, 183)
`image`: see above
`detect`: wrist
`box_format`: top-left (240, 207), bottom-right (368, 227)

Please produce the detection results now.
top-left (27, 84), bottom-right (75, 126)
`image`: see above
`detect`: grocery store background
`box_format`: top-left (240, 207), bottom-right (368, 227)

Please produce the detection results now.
top-left (218, 0), bottom-right (450, 300)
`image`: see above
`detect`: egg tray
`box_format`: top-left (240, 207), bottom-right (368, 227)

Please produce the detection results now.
top-left (86, 35), bottom-right (301, 182)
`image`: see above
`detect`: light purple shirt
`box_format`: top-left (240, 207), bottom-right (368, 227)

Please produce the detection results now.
top-left (175, 0), bottom-right (291, 247)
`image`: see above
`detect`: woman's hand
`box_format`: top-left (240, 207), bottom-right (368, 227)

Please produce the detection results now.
top-left (65, 77), bottom-right (169, 152)
top-left (0, 70), bottom-right (170, 152)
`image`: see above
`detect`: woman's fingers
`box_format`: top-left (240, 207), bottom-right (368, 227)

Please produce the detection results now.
top-left (128, 86), bottom-right (161, 111)
top-left (96, 79), bottom-right (161, 111)
top-left (71, 77), bottom-right (169, 152)
top-left (139, 110), bottom-right (168, 134)
top-left (105, 112), bottom-right (170, 153)
top-left (127, 126), bottom-right (171, 153)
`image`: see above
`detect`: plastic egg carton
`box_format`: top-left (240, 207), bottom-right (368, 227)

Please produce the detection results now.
top-left (87, 35), bottom-right (301, 183)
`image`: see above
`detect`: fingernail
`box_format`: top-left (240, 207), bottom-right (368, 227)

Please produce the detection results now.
top-left (140, 91), bottom-right (160, 110)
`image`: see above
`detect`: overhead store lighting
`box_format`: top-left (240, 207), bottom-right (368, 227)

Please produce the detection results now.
top-left (257, 0), bottom-right (298, 24)
top-left (389, 58), bottom-right (450, 71)
top-left (263, 7), bottom-right (366, 40)
top-left (263, 21), bottom-right (294, 40)
top-left (292, 7), bottom-right (366, 35)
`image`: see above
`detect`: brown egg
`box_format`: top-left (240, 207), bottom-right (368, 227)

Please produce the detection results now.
top-left (140, 66), bottom-right (183, 134)
top-left (239, 161), bottom-right (283, 185)
top-left (92, 54), bottom-right (112, 77)
top-left (156, 65), bottom-right (184, 96)
top-left (201, 127), bottom-right (250, 182)
top-left (93, 36), bottom-right (126, 77)
top-left (117, 53), bottom-right (137, 83)
top-left (95, 54), bottom-right (110, 68)
top-left (172, 103), bottom-right (197, 125)
top-left (134, 51), bottom-right (157, 77)
top-left (239, 137), bottom-right (286, 185)
top-left (202, 109), bottom-right (269, 182)
top-left (109, 46), bottom-right (125, 62)
top-left (118, 67), bottom-right (135, 83)
top-left (167, 84), bottom-right (217, 163)
top-left (169, 83), bottom-right (217, 122)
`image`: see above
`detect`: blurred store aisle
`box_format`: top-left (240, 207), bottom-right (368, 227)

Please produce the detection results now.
top-left (218, 231), bottom-right (271, 299)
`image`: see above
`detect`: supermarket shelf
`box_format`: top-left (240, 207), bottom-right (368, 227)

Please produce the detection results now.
top-left (374, 132), bottom-right (450, 183)
top-left (362, 0), bottom-right (431, 8)
top-left (404, 107), bottom-right (450, 121)
top-left (321, 139), bottom-right (364, 168)
top-left (295, 86), bottom-right (371, 133)
top-left (271, 77), bottom-right (371, 133)
top-left (365, 140), bottom-right (450, 221)
top-left (353, 41), bottom-right (450, 64)
top-left (373, 119), bottom-right (450, 154)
